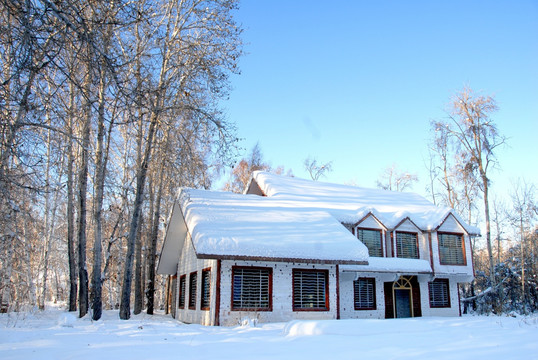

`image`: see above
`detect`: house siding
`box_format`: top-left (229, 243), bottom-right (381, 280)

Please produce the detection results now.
top-left (419, 279), bottom-right (460, 317)
top-left (175, 232), bottom-right (218, 326)
top-left (170, 224), bottom-right (469, 325)
top-left (218, 260), bottom-right (338, 326)
top-left (338, 271), bottom-right (463, 319)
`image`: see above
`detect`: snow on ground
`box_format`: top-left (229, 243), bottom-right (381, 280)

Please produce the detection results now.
top-left (1, 309), bottom-right (537, 360)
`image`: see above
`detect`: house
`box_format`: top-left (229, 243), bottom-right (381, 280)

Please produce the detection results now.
top-left (157, 171), bottom-right (478, 325)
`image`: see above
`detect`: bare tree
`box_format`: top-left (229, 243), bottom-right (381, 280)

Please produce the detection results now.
top-left (119, 0), bottom-right (242, 320)
top-left (376, 164), bottom-right (418, 192)
top-left (223, 143), bottom-right (271, 193)
top-left (492, 197), bottom-right (507, 264)
top-left (0, 0), bottom-right (242, 315)
top-left (433, 86), bottom-right (506, 293)
top-left (304, 157), bottom-right (333, 181)
top-left (508, 179), bottom-right (536, 313)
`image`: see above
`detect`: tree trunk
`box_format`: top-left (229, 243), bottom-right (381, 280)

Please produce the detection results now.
top-left (134, 215), bottom-right (143, 315)
top-left (77, 64), bottom-right (92, 318)
top-left (520, 214), bottom-right (525, 314)
top-left (66, 86), bottom-right (77, 312)
top-left (39, 128), bottom-right (52, 310)
top-left (147, 165), bottom-right (164, 315)
top-left (119, 112), bottom-right (159, 320)
top-left (482, 175), bottom-right (497, 312)
top-left (91, 66), bottom-right (108, 321)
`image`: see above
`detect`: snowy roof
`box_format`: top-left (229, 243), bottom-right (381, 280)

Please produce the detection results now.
top-left (157, 171), bottom-right (479, 275)
top-left (249, 171), bottom-right (480, 235)
top-left (177, 188), bottom-right (369, 264)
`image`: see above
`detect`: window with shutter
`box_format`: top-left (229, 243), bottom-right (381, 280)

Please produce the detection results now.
top-left (354, 278), bottom-right (376, 310)
top-left (396, 232), bottom-right (419, 259)
top-left (428, 279), bottom-right (450, 308)
top-left (357, 228), bottom-right (383, 257)
top-left (293, 269), bottom-right (329, 311)
top-left (201, 268), bottom-right (211, 310)
top-left (189, 272), bottom-right (197, 309)
top-left (232, 267), bottom-right (272, 311)
top-left (178, 275), bottom-right (186, 309)
top-left (438, 232), bottom-right (466, 265)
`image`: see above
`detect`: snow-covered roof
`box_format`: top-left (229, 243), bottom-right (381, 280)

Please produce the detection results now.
top-left (157, 171), bottom-right (479, 275)
top-left (250, 171), bottom-right (480, 235)
top-left (178, 188), bottom-right (369, 264)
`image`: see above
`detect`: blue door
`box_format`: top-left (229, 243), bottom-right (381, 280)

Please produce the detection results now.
top-left (394, 289), bottom-right (412, 318)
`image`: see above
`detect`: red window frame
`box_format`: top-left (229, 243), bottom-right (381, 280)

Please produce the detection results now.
top-left (428, 278), bottom-right (451, 308)
top-left (356, 227), bottom-right (384, 257)
top-left (200, 268), bottom-right (211, 311)
top-left (438, 232), bottom-right (467, 266)
top-left (178, 275), bottom-right (186, 309)
top-left (188, 271), bottom-right (197, 310)
top-left (353, 277), bottom-right (376, 310)
top-left (395, 231), bottom-right (419, 259)
top-left (292, 268), bottom-right (330, 312)
top-left (231, 266), bottom-right (273, 312)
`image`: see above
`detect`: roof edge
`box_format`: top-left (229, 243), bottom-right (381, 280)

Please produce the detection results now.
top-left (196, 253), bottom-right (368, 265)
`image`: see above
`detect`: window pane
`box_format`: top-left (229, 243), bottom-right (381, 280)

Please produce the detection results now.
top-left (429, 279), bottom-right (450, 307)
top-left (293, 270), bottom-right (328, 310)
top-left (232, 267), bottom-right (271, 310)
top-left (179, 276), bottom-right (186, 308)
top-left (201, 269), bottom-right (211, 309)
top-left (354, 278), bottom-right (376, 310)
top-left (357, 229), bottom-right (383, 257)
top-left (439, 233), bottom-right (465, 265)
top-left (396, 232), bottom-right (418, 259)
top-left (189, 272), bottom-right (197, 309)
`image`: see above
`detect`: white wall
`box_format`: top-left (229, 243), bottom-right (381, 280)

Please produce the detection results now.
top-left (172, 215), bottom-right (470, 325)
top-left (419, 278), bottom-right (460, 317)
top-left (339, 271), bottom-right (461, 319)
top-left (339, 271), bottom-right (393, 319)
top-left (175, 233), bottom-right (218, 326)
top-left (218, 260), bottom-right (338, 326)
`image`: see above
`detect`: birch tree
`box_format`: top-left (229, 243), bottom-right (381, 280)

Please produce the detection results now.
top-left (119, 0), bottom-right (242, 320)
top-left (376, 164), bottom-right (418, 192)
top-left (433, 86), bottom-right (506, 293)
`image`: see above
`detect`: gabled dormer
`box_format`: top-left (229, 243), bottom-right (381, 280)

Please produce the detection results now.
top-left (433, 213), bottom-right (474, 276)
top-left (391, 217), bottom-right (425, 260)
top-left (351, 213), bottom-right (388, 258)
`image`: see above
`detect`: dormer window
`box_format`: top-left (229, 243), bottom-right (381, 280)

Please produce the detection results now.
top-left (356, 228), bottom-right (383, 257)
top-left (438, 232), bottom-right (466, 265)
top-left (395, 232), bottom-right (419, 259)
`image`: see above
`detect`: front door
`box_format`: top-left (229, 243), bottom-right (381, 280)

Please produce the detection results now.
top-left (394, 289), bottom-right (412, 318)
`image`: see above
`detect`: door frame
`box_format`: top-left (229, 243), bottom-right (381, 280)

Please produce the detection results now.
top-left (392, 276), bottom-right (414, 318)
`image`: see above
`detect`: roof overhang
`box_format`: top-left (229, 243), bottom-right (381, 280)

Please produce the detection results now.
top-left (340, 257), bottom-right (433, 275)
top-left (196, 253), bottom-right (368, 265)
top-left (156, 202), bottom-right (188, 275)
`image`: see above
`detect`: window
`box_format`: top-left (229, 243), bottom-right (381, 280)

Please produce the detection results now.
top-left (178, 275), bottom-right (186, 309)
top-left (201, 268), bottom-right (211, 310)
top-left (357, 228), bottom-right (383, 257)
top-left (396, 232), bottom-right (419, 259)
top-left (429, 279), bottom-right (450, 308)
top-left (354, 278), bottom-right (376, 310)
top-left (232, 267), bottom-right (272, 311)
top-left (188, 272), bottom-right (197, 309)
top-left (438, 232), bottom-right (466, 265)
top-left (293, 269), bottom-right (329, 311)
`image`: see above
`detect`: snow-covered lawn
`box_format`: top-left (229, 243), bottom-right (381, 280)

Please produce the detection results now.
top-left (1, 310), bottom-right (537, 360)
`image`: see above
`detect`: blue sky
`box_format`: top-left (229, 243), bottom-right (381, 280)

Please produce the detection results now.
top-left (222, 0), bottom-right (538, 202)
